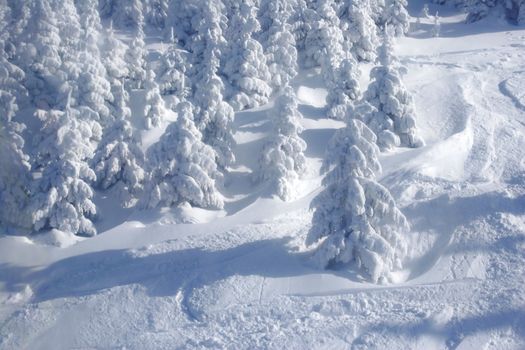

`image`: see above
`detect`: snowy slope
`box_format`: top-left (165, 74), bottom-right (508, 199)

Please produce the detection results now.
top-left (1, 6), bottom-right (525, 349)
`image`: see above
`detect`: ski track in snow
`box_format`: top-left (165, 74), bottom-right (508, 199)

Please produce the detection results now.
top-left (2, 7), bottom-right (525, 350)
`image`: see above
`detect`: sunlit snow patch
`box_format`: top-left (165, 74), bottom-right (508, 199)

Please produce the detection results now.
top-left (297, 86), bottom-right (327, 108)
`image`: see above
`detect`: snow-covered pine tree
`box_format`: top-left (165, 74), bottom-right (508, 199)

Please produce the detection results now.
top-left (16, 0), bottom-right (63, 109)
top-left (100, 0), bottom-right (144, 29)
top-left (157, 32), bottom-right (192, 103)
top-left (31, 94), bottom-right (97, 236)
top-left (191, 1), bottom-right (236, 168)
top-left (384, 0), bottom-right (410, 36)
top-left (74, 0), bottom-right (113, 125)
top-left (338, 0), bottom-right (379, 62)
top-left (307, 118), bottom-right (408, 283)
top-left (363, 31), bottom-right (424, 149)
top-left (304, 0), bottom-right (346, 69)
top-left (92, 83), bottom-right (145, 207)
top-left (143, 101), bottom-right (224, 209)
top-left (326, 57), bottom-right (361, 120)
top-left (101, 22), bottom-right (129, 96)
top-left (0, 87), bottom-right (33, 232)
top-left (432, 12), bottom-right (441, 37)
top-left (369, 0), bottom-right (387, 25)
top-left (257, 86), bottom-right (307, 201)
top-left (125, 18), bottom-right (147, 90)
top-left (144, 68), bottom-right (167, 129)
top-left (292, 0), bottom-right (318, 60)
top-left (262, 0), bottom-right (299, 89)
top-left (145, 0), bottom-right (168, 29)
top-left (303, 0), bottom-right (363, 120)
top-left (223, 0), bottom-right (272, 111)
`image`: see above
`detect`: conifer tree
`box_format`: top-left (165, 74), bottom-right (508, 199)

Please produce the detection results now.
top-left (307, 118), bottom-right (408, 283)
top-left (263, 0), bottom-right (299, 89)
top-left (191, 1), bottom-right (236, 168)
top-left (31, 94), bottom-right (98, 236)
top-left (384, 0), bottom-right (410, 36)
top-left (92, 83), bottom-right (145, 207)
top-left (364, 32), bottom-right (424, 149)
top-left (338, 0), bottom-right (379, 62)
top-left (144, 69), bottom-right (167, 129)
top-left (16, 0), bottom-right (63, 108)
top-left (75, 0), bottom-right (113, 125)
top-left (0, 88), bottom-right (32, 232)
top-left (143, 101), bottom-right (224, 209)
top-left (223, 0), bottom-right (272, 111)
top-left (125, 19), bottom-right (147, 89)
top-left (145, 0), bottom-right (168, 29)
top-left (257, 86), bottom-right (307, 201)
top-left (157, 31), bottom-right (192, 102)
top-left (326, 57), bottom-right (361, 120)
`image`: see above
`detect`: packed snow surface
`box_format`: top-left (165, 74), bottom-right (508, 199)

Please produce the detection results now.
top-left (1, 7), bottom-right (525, 350)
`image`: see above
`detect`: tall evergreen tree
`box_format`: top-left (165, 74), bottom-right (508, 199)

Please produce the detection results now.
top-left (157, 33), bottom-right (192, 102)
top-left (257, 86), bottom-right (307, 201)
top-left (16, 0), bottom-right (63, 109)
top-left (92, 84), bottom-right (145, 207)
top-left (0, 86), bottom-right (32, 232)
top-left (144, 69), bottom-right (167, 129)
top-left (338, 0), bottom-right (379, 62)
top-left (307, 118), bottom-right (408, 283)
top-left (262, 0), bottom-right (299, 89)
top-left (223, 0), bottom-right (272, 111)
top-left (125, 19), bottom-right (147, 89)
top-left (384, 0), bottom-right (410, 36)
top-left (326, 57), bottom-right (361, 120)
top-left (364, 32), bottom-right (424, 149)
top-left (192, 1), bottom-right (236, 168)
top-left (31, 94), bottom-right (98, 236)
top-left (143, 101), bottom-right (224, 210)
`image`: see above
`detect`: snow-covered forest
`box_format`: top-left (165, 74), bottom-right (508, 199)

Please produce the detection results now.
top-left (1, 0), bottom-right (525, 348)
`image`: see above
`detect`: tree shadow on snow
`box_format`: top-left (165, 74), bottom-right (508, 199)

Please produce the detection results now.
top-left (352, 308), bottom-right (525, 348)
top-left (0, 237), bottom-right (357, 306)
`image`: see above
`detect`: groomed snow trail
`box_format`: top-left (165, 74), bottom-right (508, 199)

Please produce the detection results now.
top-left (1, 9), bottom-right (525, 350)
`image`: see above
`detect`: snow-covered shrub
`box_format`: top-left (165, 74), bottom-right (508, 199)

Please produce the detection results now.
top-left (257, 86), bottom-right (307, 201)
top-left (144, 69), bottom-right (167, 129)
top-left (143, 101), bottom-right (224, 210)
top-left (363, 32), bottom-right (424, 149)
top-left (307, 118), bottom-right (408, 283)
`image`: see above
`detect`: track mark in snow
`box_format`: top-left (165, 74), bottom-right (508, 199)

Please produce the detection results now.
top-left (258, 277), bottom-right (266, 305)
